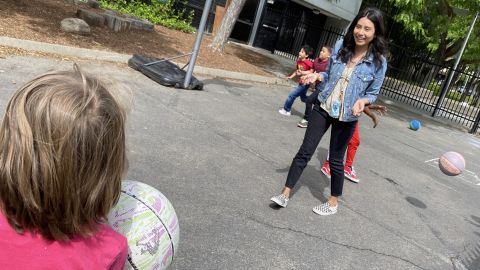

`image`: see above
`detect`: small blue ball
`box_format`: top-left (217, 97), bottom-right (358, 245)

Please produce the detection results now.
top-left (410, 119), bottom-right (421, 130)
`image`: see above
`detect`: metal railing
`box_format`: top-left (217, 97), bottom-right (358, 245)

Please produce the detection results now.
top-left (382, 44), bottom-right (480, 133)
top-left (273, 15), bottom-right (344, 60)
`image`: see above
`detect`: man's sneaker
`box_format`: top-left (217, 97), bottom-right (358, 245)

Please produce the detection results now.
top-left (312, 202), bottom-right (338, 216)
top-left (320, 161), bottom-right (331, 179)
top-left (344, 166), bottom-right (359, 183)
top-left (297, 119), bottom-right (308, 128)
top-left (278, 108), bottom-right (291, 116)
top-left (270, 194), bottom-right (289, 207)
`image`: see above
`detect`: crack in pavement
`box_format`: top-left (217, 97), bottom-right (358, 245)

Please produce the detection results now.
top-left (162, 104), bottom-right (281, 167)
top-left (140, 89), bottom-right (283, 168)
top-left (246, 214), bottom-right (430, 270)
top-left (367, 170), bottom-right (471, 270)
top-left (450, 255), bottom-right (468, 270)
top-left (214, 131), bottom-right (280, 167)
top-left (343, 204), bottom-right (457, 269)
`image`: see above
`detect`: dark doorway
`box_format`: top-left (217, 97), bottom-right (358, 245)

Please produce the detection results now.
top-left (253, 0), bottom-right (287, 52)
top-left (230, 0), bottom-right (260, 42)
top-left (274, 2), bottom-right (328, 58)
top-left (303, 14), bottom-right (327, 57)
top-left (254, 0), bottom-right (329, 56)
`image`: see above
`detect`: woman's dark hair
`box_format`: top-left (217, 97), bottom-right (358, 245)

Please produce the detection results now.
top-left (338, 7), bottom-right (388, 67)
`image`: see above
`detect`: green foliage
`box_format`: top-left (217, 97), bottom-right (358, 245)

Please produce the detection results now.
top-left (428, 82), bottom-right (475, 104)
top-left (428, 81), bottom-right (441, 93)
top-left (99, 0), bottom-right (195, 33)
top-left (446, 90), bottom-right (474, 104)
top-left (387, 0), bottom-right (480, 67)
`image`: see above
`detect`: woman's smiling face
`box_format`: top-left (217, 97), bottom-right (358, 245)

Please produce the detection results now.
top-left (353, 17), bottom-right (375, 48)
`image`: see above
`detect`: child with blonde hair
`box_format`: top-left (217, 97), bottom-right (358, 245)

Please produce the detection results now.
top-left (0, 64), bottom-right (129, 269)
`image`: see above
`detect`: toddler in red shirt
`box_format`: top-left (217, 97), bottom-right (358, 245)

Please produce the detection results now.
top-left (279, 45), bottom-right (314, 116)
top-left (0, 64), bottom-right (130, 269)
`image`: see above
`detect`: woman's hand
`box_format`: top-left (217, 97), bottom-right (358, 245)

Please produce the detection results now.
top-left (352, 98), bottom-right (369, 117)
top-left (301, 73), bottom-right (322, 84)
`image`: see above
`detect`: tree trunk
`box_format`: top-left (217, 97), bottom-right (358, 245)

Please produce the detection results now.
top-left (208, 0), bottom-right (246, 52)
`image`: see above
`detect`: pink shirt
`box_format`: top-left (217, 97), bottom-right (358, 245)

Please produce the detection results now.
top-left (0, 213), bottom-right (128, 270)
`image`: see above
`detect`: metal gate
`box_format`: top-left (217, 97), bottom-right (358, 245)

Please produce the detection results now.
top-left (381, 44), bottom-right (480, 134)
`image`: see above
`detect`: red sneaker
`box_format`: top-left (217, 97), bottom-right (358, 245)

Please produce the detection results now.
top-left (320, 161), bottom-right (331, 179)
top-left (344, 166), bottom-right (359, 183)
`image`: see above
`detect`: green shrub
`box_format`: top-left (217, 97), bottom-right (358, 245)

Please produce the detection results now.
top-left (428, 82), bottom-right (441, 95)
top-left (446, 91), bottom-right (474, 104)
top-left (428, 82), bottom-right (476, 104)
top-left (99, 0), bottom-right (195, 33)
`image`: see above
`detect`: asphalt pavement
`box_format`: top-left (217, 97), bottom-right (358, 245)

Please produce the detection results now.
top-left (0, 54), bottom-right (479, 270)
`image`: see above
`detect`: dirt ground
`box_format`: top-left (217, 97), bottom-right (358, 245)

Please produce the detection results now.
top-left (0, 0), bottom-right (286, 77)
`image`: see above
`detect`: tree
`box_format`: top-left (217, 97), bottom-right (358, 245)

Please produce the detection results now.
top-left (388, 0), bottom-right (480, 67)
top-left (208, 0), bottom-right (246, 52)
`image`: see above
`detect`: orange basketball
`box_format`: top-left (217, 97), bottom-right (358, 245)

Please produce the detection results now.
top-left (439, 152), bottom-right (465, 176)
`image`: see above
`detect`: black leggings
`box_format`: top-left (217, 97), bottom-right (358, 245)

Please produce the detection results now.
top-left (285, 104), bottom-right (357, 196)
top-left (303, 88), bottom-right (320, 121)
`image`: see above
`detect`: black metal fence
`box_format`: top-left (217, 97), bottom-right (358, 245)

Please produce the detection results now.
top-left (382, 43), bottom-right (480, 133)
top-left (271, 9), bottom-right (345, 59)
top-left (274, 25), bottom-right (344, 60)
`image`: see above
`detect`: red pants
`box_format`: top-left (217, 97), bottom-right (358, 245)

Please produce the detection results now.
top-left (326, 122), bottom-right (360, 166)
top-left (345, 122), bottom-right (360, 167)
top-left (327, 122), bottom-right (360, 167)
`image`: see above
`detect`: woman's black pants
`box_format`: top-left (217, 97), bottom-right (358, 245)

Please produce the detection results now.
top-left (285, 104), bottom-right (357, 197)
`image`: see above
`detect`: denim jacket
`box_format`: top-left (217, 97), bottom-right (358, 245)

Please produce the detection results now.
top-left (317, 39), bottom-right (388, 122)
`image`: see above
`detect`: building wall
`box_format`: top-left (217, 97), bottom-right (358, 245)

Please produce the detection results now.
top-left (301, 0), bottom-right (362, 21)
top-left (323, 16), bottom-right (349, 31)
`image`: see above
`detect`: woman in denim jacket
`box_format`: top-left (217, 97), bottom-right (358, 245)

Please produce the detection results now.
top-left (271, 7), bottom-right (388, 216)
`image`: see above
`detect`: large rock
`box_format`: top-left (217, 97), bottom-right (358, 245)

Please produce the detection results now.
top-left (104, 9), bottom-right (119, 16)
top-left (77, 8), bottom-right (105, 27)
top-left (103, 11), bottom-right (154, 32)
top-left (104, 13), bottom-right (131, 32)
top-left (87, 0), bottom-right (100, 8)
top-left (129, 18), bottom-right (154, 31)
top-left (64, 0), bottom-right (83, 4)
top-left (60, 18), bottom-right (91, 35)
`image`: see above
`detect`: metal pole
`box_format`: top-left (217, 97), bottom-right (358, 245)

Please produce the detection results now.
top-left (183, 0), bottom-right (214, 89)
top-left (432, 12), bottom-right (478, 116)
top-left (144, 53), bottom-right (193, 66)
top-left (471, 108), bottom-right (480, 134)
top-left (248, 0), bottom-right (266, 46)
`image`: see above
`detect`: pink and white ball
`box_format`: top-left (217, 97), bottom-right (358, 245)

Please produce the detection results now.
top-left (438, 152), bottom-right (466, 176)
top-left (108, 180), bottom-right (180, 270)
